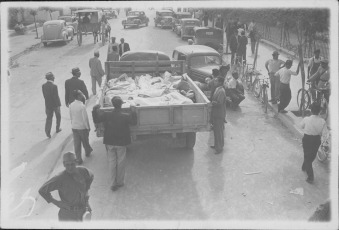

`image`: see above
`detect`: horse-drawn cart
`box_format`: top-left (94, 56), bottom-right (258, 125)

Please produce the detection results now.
top-left (75, 9), bottom-right (107, 46)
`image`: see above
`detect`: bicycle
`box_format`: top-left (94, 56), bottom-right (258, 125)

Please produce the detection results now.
top-left (252, 75), bottom-right (270, 113)
top-left (296, 82), bottom-right (329, 120)
top-left (317, 128), bottom-right (331, 162)
top-left (233, 56), bottom-right (246, 80)
top-left (243, 64), bottom-right (262, 90)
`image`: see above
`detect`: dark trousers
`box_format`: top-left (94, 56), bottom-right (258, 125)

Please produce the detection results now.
top-left (278, 83), bottom-right (291, 111)
top-left (302, 134), bottom-right (321, 180)
top-left (231, 51), bottom-right (237, 65)
top-left (45, 106), bottom-right (61, 136)
top-left (236, 52), bottom-right (246, 65)
top-left (72, 129), bottom-right (93, 161)
top-left (228, 89), bottom-right (245, 106)
top-left (58, 208), bottom-right (85, 221)
top-left (251, 41), bottom-right (256, 54)
top-left (212, 118), bottom-right (225, 152)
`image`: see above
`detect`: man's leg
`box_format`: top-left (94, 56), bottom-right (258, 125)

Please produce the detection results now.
top-left (96, 76), bottom-right (102, 90)
top-left (231, 51), bottom-right (235, 65)
top-left (106, 145), bottom-right (118, 187)
top-left (116, 146), bottom-right (127, 186)
top-left (269, 73), bottom-right (276, 102)
top-left (275, 77), bottom-right (281, 102)
top-left (213, 118), bottom-right (224, 153)
top-left (72, 129), bottom-right (82, 162)
top-left (54, 106), bottom-right (61, 132)
top-left (58, 209), bottom-right (82, 221)
top-left (79, 129), bottom-right (93, 156)
top-left (91, 76), bottom-right (97, 95)
top-left (45, 107), bottom-right (53, 137)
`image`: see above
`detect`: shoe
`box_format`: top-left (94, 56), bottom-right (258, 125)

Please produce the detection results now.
top-left (110, 185), bottom-right (119, 191)
top-left (279, 110), bottom-right (288, 113)
top-left (85, 150), bottom-right (93, 157)
top-left (47, 134), bottom-right (51, 138)
top-left (210, 146), bottom-right (215, 149)
top-left (75, 159), bottom-right (83, 165)
top-left (306, 178), bottom-right (314, 184)
top-left (56, 128), bottom-right (62, 133)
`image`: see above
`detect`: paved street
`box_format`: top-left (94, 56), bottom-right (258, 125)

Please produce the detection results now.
top-left (4, 7), bottom-right (333, 227)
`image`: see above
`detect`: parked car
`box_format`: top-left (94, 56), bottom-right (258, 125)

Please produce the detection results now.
top-left (58, 15), bottom-right (78, 34)
top-left (193, 27), bottom-right (223, 52)
top-left (103, 10), bottom-right (117, 19)
top-left (177, 18), bottom-right (201, 40)
top-left (172, 45), bottom-right (223, 83)
top-left (172, 12), bottom-right (192, 32)
top-left (122, 10), bottom-right (149, 28)
top-left (41, 20), bottom-right (74, 47)
top-left (154, 10), bottom-right (174, 28)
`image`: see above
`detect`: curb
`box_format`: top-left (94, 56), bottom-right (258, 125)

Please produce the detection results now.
top-left (9, 42), bottom-right (42, 67)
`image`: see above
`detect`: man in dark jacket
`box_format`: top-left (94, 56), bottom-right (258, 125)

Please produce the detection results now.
top-left (65, 67), bottom-right (89, 107)
top-left (94, 96), bottom-right (137, 191)
top-left (229, 30), bottom-right (238, 65)
top-left (236, 30), bottom-right (248, 65)
top-left (42, 72), bottom-right (62, 138)
top-left (119, 38), bottom-right (130, 57)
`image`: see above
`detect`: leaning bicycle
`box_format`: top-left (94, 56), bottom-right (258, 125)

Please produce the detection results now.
top-left (296, 82), bottom-right (329, 120)
top-left (253, 75), bottom-right (270, 113)
top-left (243, 64), bottom-right (262, 90)
top-left (317, 128), bottom-right (331, 162)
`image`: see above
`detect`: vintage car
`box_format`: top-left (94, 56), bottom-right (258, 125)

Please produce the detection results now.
top-left (172, 45), bottom-right (223, 83)
top-left (193, 27), bottom-right (223, 52)
top-left (172, 12), bottom-right (192, 32)
top-left (103, 10), bottom-right (117, 19)
top-left (154, 10), bottom-right (174, 28)
top-left (41, 20), bottom-right (74, 47)
top-left (58, 15), bottom-right (78, 34)
top-left (177, 18), bottom-right (201, 40)
top-left (122, 11), bottom-right (149, 28)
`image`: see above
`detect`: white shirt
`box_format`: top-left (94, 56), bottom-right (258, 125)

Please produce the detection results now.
top-left (227, 78), bottom-right (237, 89)
top-left (69, 100), bottom-right (90, 130)
top-left (275, 67), bottom-right (298, 84)
top-left (300, 115), bottom-right (326, 136)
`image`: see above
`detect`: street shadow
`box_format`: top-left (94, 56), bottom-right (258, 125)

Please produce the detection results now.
top-left (42, 41), bottom-right (68, 48)
top-left (226, 106), bottom-right (245, 124)
top-left (206, 149), bottom-right (225, 199)
top-left (63, 43), bottom-right (95, 56)
top-left (123, 25), bottom-right (148, 30)
top-left (88, 138), bottom-right (208, 220)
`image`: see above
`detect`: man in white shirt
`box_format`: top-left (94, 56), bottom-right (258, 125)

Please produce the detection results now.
top-left (274, 60), bottom-right (300, 113)
top-left (69, 90), bottom-right (93, 164)
top-left (299, 103), bottom-right (326, 183)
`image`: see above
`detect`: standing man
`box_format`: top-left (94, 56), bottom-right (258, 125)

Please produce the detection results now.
top-left (210, 77), bottom-right (227, 154)
top-left (94, 96), bottom-right (137, 191)
top-left (249, 27), bottom-right (256, 56)
top-left (205, 69), bottom-right (220, 100)
top-left (89, 51), bottom-right (105, 96)
top-left (307, 49), bottom-right (324, 100)
top-left (65, 67), bottom-right (89, 107)
top-left (119, 38), bottom-right (130, 57)
top-left (236, 30), bottom-right (248, 65)
top-left (299, 103), bottom-right (326, 184)
top-left (203, 12), bottom-right (209, 27)
top-left (265, 51), bottom-right (285, 104)
top-left (69, 90), bottom-right (93, 165)
top-left (39, 152), bottom-right (94, 221)
top-left (308, 59), bottom-right (330, 102)
top-left (42, 72), bottom-right (62, 138)
top-left (274, 60), bottom-right (300, 113)
top-left (229, 30), bottom-right (238, 65)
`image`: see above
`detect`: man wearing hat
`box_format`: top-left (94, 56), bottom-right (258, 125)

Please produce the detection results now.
top-left (39, 152), bottom-right (94, 221)
top-left (65, 67), bottom-right (89, 107)
top-left (265, 51), bottom-right (285, 104)
top-left (42, 72), bottom-right (62, 138)
top-left (89, 51), bottom-right (105, 95)
top-left (94, 96), bottom-right (137, 191)
top-left (307, 49), bottom-right (324, 100)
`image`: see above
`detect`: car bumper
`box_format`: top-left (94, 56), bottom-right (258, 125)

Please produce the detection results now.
top-left (41, 38), bottom-right (65, 42)
top-left (122, 22), bottom-right (139, 26)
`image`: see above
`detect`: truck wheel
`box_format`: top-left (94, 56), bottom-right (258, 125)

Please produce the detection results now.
top-left (186, 132), bottom-right (196, 149)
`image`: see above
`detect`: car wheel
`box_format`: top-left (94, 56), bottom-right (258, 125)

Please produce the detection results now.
top-left (43, 42), bottom-right (48, 47)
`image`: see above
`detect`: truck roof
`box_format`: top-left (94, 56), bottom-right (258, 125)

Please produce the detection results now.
top-left (120, 50), bottom-right (170, 61)
top-left (174, 45), bottom-right (220, 55)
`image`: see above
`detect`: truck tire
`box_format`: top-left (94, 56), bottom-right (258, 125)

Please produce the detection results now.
top-left (186, 132), bottom-right (196, 149)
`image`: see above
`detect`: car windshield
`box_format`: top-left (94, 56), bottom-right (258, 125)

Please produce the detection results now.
top-left (59, 17), bottom-right (72, 22)
top-left (184, 21), bottom-right (199, 26)
top-left (128, 12), bottom-right (141, 16)
top-left (159, 12), bottom-right (173, 17)
top-left (190, 55), bottom-right (221, 68)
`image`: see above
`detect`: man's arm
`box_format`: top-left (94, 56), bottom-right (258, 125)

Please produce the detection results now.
top-left (81, 81), bottom-right (89, 100)
top-left (212, 89), bottom-right (226, 107)
top-left (128, 106), bottom-right (137, 125)
top-left (82, 106), bottom-right (90, 130)
top-left (97, 59), bottom-right (105, 77)
top-left (308, 68), bottom-right (320, 82)
top-left (54, 85), bottom-right (61, 106)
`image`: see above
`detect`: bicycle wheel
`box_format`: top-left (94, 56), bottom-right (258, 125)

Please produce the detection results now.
top-left (319, 98), bottom-right (328, 120)
top-left (263, 87), bottom-right (268, 113)
top-left (297, 89), bottom-right (310, 111)
top-left (253, 79), bottom-right (261, 98)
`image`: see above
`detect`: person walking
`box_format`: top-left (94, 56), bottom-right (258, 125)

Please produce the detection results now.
top-left (299, 103), bottom-right (327, 184)
top-left (39, 152), bottom-right (94, 221)
top-left (249, 27), bottom-right (256, 56)
top-left (236, 30), bottom-right (248, 65)
top-left (69, 90), bottom-right (93, 165)
top-left (89, 51), bottom-right (105, 95)
top-left (42, 72), bottom-right (62, 138)
top-left (210, 77), bottom-right (227, 154)
top-left (93, 96), bottom-right (137, 191)
top-left (65, 67), bottom-right (89, 107)
top-left (107, 37), bottom-right (120, 61)
top-left (265, 51), bottom-right (285, 104)
top-left (229, 30), bottom-right (238, 65)
top-left (274, 60), bottom-right (300, 113)
top-left (119, 38), bottom-right (130, 57)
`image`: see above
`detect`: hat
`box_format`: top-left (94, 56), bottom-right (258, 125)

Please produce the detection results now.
top-left (272, 51), bottom-right (279, 56)
top-left (314, 49), bottom-right (320, 53)
top-left (71, 67), bottom-right (81, 75)
top-left (45, 72), bottom-right (54, 80)
top-left (94, 51), bottom-right (99, 56)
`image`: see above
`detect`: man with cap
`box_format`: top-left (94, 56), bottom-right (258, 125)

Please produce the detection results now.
top-left (65, 67), bottom-right (89, 107)
top-left (119, 38), bottom-right (130, 57)
top-left (89, 51), bottom-right (105, 95)
top-left (39, 152), bottom-right (94, 221)
top-left (93, 96), bottom-right (137, 191)
top-left (308, 59), bottom-right (330, 102)
top-left (307, 49), bottom-right (324, 100)
top-left (42, 72), bottom-right (62, 138)
top-left (69, 90), bottom-right (93, 165)
top-left (265, 51), bottom-right (285, 104)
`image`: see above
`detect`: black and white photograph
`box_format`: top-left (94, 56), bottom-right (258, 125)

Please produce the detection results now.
top-left (1, 1), bottom-right (338, 229)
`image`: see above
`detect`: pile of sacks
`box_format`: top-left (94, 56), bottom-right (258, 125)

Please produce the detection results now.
top-left (103, 72), bottom-right (195, 108)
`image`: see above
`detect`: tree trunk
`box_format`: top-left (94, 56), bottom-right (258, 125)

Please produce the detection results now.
top-left (298, 44), bottom-right (306, 117)
top-left (253, 38), bottom-right (260, 69)
top-left (33, 15), bottom-right (38, 38)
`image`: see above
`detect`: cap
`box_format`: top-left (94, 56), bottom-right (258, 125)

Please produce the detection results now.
top-left (272, 51), bottom-right (280, 56)
top-left (45, 72), bottom-right (54, 80)
top-left (71, 67), bottom-right (81, 75)
top-left (314, 49), bottom-right (320, 53)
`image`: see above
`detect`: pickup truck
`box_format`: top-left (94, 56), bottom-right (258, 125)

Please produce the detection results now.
top-left (95, 52), bottom-right (211, 149)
